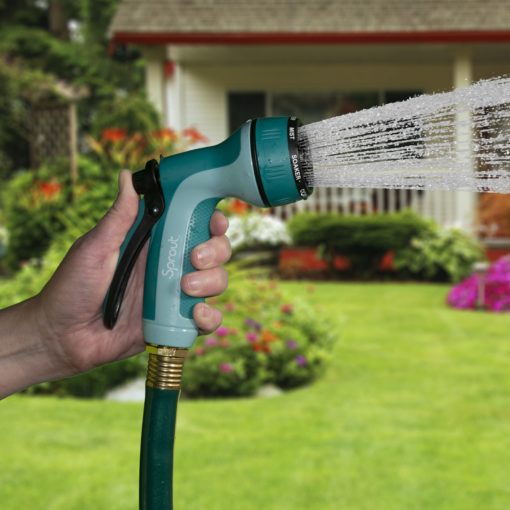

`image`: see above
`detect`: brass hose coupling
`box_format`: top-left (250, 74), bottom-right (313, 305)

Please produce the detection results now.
top-left (146, 345), bottom-right (188, 390)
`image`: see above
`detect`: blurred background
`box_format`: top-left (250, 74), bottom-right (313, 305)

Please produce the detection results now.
top-left (1, 1), bottom-right (510, 509)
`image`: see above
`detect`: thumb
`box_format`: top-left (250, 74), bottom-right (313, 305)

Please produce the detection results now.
top-left (92, 170), bottom-right (140, 247)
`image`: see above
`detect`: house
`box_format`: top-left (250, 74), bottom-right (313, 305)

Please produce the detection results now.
top-left (109, 0), bottom-right (510, 236)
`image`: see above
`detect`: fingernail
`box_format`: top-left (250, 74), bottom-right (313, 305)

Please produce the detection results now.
top-left (200, 304), bottom-right (212, 319)
top-left (186, 274), bottom-right (201, 292)
top-left (196, 246), bottom-right (212, 266)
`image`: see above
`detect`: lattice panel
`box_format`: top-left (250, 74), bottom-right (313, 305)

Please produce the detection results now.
top-left (29, 103), bottom-right (72, 168)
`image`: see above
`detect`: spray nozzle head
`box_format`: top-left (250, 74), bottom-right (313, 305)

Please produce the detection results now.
top-left (252, 117), bottom-right (313, 207)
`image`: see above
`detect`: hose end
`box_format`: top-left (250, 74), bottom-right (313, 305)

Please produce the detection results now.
top-left (146, 345), bottom-right (188, 390)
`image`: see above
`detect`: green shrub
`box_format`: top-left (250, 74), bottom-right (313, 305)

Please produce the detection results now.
top-left (393, 225), bottom-right (484, 282)
top-left (90, 93), bottom-right (161, 137)
top-left (1, 162), bottom-right (71, 270)
top-left (1, 156), bottom-right (117, 272)
top-left (182, 269), bottom-right (335, 398)
top-left (25, 355), bottom-right (146, 398)
top-left (288, 211), bottom-right (429, 275)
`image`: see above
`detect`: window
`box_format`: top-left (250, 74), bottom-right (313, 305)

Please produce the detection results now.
top-left (271, 92), bottom-right (379, 124)
top-left (228, 92), bottom-right (266, 133)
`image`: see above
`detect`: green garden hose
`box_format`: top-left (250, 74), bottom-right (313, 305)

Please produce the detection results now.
top-left (139, 346), bottom-right (187, 510)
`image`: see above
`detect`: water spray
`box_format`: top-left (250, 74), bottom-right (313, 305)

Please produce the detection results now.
top-left (102, 77), bottom-right (510, 509)
top-left (300, 76), bottom-right (510, 192)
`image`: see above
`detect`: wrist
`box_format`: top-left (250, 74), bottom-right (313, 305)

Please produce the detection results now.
top-left (0, 296), bottom-right (69, 398)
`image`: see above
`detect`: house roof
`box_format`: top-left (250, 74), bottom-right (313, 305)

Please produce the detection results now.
top-left (110, 0), bottom-right (510, 45)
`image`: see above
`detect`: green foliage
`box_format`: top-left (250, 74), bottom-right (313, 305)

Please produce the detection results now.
top-left (288, 211), bottom-right (429, 275)
top-left (394, 225), bottom-right (484, 282)
top-left (0, 26), bottom-right (84, 81)
top-left (0, 1), bottom-right (47, 29)
top-left (1, 156), bottom-right (116, 271)
top-left (26, 356), bottom-right (146, 398)
top-left (0, 57), bottom-right (60, 177)
top-left (183, 342), bottom-right (266, 398)
top-left (183, 269), bottom-right (335, 398)
top-left (1, 163), bottom-right (70, 271)
top-left (90, 94), bottom-right (161, 138)
top-left (288, 211), bottom-right (482, 282)
top-left (0, 0), bottom-right (144, 176)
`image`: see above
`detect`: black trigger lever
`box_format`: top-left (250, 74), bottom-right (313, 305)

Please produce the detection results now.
top-left (103, 159), bottom-right (165, 329)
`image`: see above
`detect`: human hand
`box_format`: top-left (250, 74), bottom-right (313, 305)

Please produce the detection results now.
top-left (33, 171), bottom-right (230, 379)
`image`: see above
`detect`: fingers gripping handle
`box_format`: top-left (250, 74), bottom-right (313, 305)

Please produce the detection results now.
top-left (141, 196), bottom-right (222, 348)
top-left (180, 198), bottom-right (221, 318)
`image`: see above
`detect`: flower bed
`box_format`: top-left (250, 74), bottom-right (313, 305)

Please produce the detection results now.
top-left (182, 271), bottom-right (336, 398)
top-left (448, 256), bottom-right (510, 312)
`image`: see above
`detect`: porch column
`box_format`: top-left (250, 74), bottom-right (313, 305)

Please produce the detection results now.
top-left (143, 47), bottom-right (166, 118)
top-left (453, 51), bottom-right (476, 232)
top-left (164, 46), bottom-right (185, 130)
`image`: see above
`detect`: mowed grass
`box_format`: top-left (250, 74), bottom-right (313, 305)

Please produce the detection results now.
top-left (2, 283), bottom-right (510, 510)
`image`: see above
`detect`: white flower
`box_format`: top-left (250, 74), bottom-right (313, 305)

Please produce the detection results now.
top-left (227, 213), bottom-right (290, 250)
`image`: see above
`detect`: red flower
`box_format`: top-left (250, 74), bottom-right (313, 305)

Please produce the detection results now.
top-left (183, 127), bottom-right (208, 144)
top-left (38, 181), bottom-right (62, 199)
top-left (101, 128), bottom-right (127, 142)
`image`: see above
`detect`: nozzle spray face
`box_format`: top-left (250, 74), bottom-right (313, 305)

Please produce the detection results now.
top-left (252, 117), bottom-right (313, 206)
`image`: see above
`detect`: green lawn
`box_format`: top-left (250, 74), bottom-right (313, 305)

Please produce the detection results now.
top-left (2, 283), bottom-right (510, 510)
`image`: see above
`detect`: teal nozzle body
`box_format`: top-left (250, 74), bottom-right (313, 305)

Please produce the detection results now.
top-left (103, 116), bottom-right (312, 347)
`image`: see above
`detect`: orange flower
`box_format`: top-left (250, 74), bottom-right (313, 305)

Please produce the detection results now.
top-left (252, 342), bottom-right (271, 353)
top-left (183, 127), bottom-right (208, 144)
top-left (228, 199), bottom-right (249, 215)
top-left (152, 128), bottom-right (177, 143)
top-left (101, 128), bottom-right (127, 142)
top-left (261, 330), bottom-right (277, 343)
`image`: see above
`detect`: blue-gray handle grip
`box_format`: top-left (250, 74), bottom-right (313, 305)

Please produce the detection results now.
top-left (179, 198), bottom-right (221, 317)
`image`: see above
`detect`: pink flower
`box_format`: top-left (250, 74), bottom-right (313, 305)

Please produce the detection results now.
top-left (286, 339), bottom-right (298, 349)
top-left (280, 303), bottom-right (294, 314)
top-left (216, 326), bottom-right (229, 337)
top-left (205, 337), bottom-right (218, 347)
top-left (448, 255), bottom-right (510, 312)
top-left (246, 332), bottom-right (257, 342)
top-left (218, 362), bottom-right (234, 374)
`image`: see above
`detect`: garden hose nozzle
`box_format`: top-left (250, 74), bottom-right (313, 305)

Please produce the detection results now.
top-left (102, 116), bottom-right (313, 509)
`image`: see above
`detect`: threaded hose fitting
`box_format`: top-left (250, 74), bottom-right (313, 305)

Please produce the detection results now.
top-left (146, 345), bottom-right (188, 390)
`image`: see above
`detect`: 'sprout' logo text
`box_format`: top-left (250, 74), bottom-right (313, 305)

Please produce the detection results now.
top-left (162, 236), bottom-right (180, 278)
